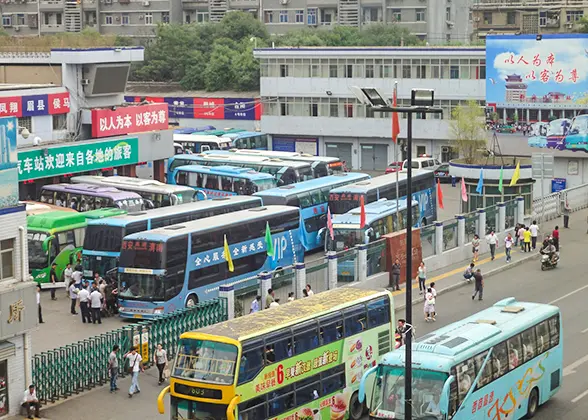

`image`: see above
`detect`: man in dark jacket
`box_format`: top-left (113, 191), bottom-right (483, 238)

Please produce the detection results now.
top-left (472, 269), bottom-right (484, 301)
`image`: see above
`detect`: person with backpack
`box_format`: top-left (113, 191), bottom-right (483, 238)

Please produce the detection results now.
top-left (463, 263), bottom-right (475, 283)
top-left (124, 346), bottom-right (144, 398)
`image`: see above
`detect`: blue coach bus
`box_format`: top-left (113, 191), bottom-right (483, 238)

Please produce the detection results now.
top-left (169, 165), bottom-right (276, 198)
top-left (329, 170), bottom-right (436, 226)
top-left (82, 196), bottom-right (262, 280)
top-left (359, 297), bottom-right (562, 420)
top-left (117, 206), bottom-right (303, 318)
top-left (221, 131), bottom-right (269, 150)
top-left (253, 173), bottom-right (370, 251)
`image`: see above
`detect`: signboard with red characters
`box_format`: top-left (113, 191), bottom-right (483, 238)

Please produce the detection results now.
top-left (91, 103), bottom-right (169, 138)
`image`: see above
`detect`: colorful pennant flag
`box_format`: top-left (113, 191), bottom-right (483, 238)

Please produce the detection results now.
top-left (265, 222), bottom-right (274, 257)
top-left (509, 161), bottom-right (520, 187)
top-left (327, 206), bottom-right (334, 241)
top-left (392, 85), bottom-right (400, 144)
top-left (461, 177), bottom-right (468, 202)
top-left (223, 235), bottom-right (234, 272)
top-left (360, 195), bottom-right (366, 229)
top-left (437, 179), bottom-right (444, 209)
top-left (476, 169), bottom-right (484, 194)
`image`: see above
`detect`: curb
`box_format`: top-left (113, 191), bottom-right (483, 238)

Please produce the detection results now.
top-left (395, 252), bottom-right (542, 312)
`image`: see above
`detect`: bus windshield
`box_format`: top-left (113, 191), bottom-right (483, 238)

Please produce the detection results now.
top-left (371, 366), bottom-right (446, 420)
top-left (329, 195), bottom-right (362, 214)
top-left (119, 273), bottom-right (165, 301)
top-left (28, 232), bottom-right (48, 270)
top-left (327, 228), bottom-right (363, 251)
top-left (297, 166), bottom-right (314, 181)
top-left (172, 190), bottom-right (195, 205)
top-left (173, 338), bottom-right (237, 385)
top-left (172, 397), bottom-right (228, 420)
top-left (252, 178), bottom-right (275, 192)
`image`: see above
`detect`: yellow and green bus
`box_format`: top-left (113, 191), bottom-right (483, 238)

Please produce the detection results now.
top-left (158, 287), bottom-right (394, 420)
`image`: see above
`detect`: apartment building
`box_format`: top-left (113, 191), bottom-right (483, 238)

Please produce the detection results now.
top-left (254, 46), bottom-right (486, 171)
top-left (1, 0), bottom-right (473, 42)
top-left (471, 0), bottom-right (588, 40)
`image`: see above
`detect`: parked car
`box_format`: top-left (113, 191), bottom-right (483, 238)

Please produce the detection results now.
top-left (402, 156), bottom-right (441, 172)
top-left (385, 161), bottom-right (403, 174)
top-left (434, 163), bottom-right (452, 183)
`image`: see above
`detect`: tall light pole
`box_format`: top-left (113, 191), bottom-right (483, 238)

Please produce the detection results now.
top-left (352, 86), bottom-right (441, 420)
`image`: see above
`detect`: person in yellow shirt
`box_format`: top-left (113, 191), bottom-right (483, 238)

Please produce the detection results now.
top-left (523, 227), bottom-right (532, 252)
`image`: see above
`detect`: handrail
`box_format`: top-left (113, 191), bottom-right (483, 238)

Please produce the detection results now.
top-left (157, 385), bottom-right (170, 414)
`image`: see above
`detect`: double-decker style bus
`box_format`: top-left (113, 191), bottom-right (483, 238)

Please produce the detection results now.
top-left (167, 154), bottom-right (313, 186)
top-left (359, 298), bottom-right (562, 420)
top-left (206, 149), bottom-right (344, 178)
top-left (70, 175), bottom-right (196, 207)
top-left (328, 170), bottom-right (436, 226)
top-left (157, 287), bottom-right (394, 420)
top-left (254, 173), bottom-right (370, 251)
top-left (326, 199), bottom-right (419, 282)
top-left (28, 208), bottom-right (126, 286)
top-left (117, 205), bottom-right (303, 318)
top-left (82, 196), bottom-right (262, 281)
top-left (221, 131), bottom-right (269, 150)
top-left (169, 165), bottom-right (276, 199)
top-left (39, 183), bottom-right (145, 212)
top-left (173, 134), bottom-right (232, 154)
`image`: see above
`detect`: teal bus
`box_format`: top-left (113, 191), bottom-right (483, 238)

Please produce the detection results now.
top-left (359, 298), bottom-right (562, 420)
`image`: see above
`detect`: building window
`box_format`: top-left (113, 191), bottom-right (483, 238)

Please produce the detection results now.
top-left (280, 64), bottom-right (289, 77)
top-left (44, 13), bottom-right (50, 25)
top-left (280, 103), bottom-right (288, 116)
top-left (446, 7), bottom-right (451, 21)
top-left (0, 239), bottom-right (14, 280)
top-left (446, 34), bottom-right (451, 43)
top-left (468, 11), bottom-right (472, 21)
top-left (56, 12), bottom-right (62, 25)
top-left (392, 9), bottom-right (401, 22)
top-left (416, 65), bottom-right (426, 79)
top-left (310, 103), bottom-right (318, 117)
top-left (329, 103), bottom-right (338, 117)
top-left (567, 10), bottom-right (583, 22)
top-left (295, 10), bottom-right (304, 23)
top-left (264, 11), bottom-right (273, 23)
top-left (18, 116), bottom-right (32, 133)
top-left (344, 64), bottom-right (353, 78)
top-left (162, 12), bottom-right (169, 23)
top-left (507, 11), bottom-right (515, 25)
top-left (365, 64), bottom-right (374, 78)
top-left (105, 14), bottom-right (113, 25)
top-left (483, 12), bottom-right (492, 24)
top-left (196, 12), bottom-right (208, 23)
top-left (16, 14), bottom-right (25, 26)
top-left (144, 13), bottom-right (153, 24)
top-left (53, 114), bottom-right (67, 130)
top-left (2, 16), bottom-right (11, 27)
top-left (279, 10), bottom-right (288, 23)
top-left (121, 13), bottom-right (129, 25)
top-left (416, 146), bottom-right (426, 156)
top-left (310, 64), bottom-right (319, 77)
top-left (402, 64), bottom-right (411, 78)
top-left (344, 103), bottom-right (353, 118)
top-left (329, 64), bottom-right (338, 78)
top-left (416, 9), bottom-right (425, 22)
top-left (450, 65), bottom-right (459, 79)
top-left (307, 8), bottom-right (317, 25)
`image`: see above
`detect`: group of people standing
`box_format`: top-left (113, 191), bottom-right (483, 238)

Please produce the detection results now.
top-left (65, 265), bottom-right (118, 324)
top-left (249, 284), bottom-right (315, 313)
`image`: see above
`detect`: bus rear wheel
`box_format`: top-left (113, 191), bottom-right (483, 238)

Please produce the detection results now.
top-left (526, 387), bottom-right (539, 418)
top-left (185, 294), bottom-right (198, 308)
top-left (348, 391), bottom-right (364, 420)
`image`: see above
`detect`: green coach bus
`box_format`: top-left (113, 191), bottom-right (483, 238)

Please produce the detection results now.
top-left (28, 208), bottom-right (126, 286)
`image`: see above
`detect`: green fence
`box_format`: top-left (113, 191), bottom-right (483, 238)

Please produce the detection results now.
top-left (32, 298), bottom-right (228, 404)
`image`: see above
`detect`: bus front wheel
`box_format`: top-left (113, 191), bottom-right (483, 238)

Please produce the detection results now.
top-left (348, 391), bottom-right (364, 420)
top-left (526, 387), bottom-right (539, 418)
top-left (185, 294), bottom-right (199, 308)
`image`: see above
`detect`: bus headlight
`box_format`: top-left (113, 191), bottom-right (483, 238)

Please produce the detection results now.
top-left (153, 307), bottom-right (164, 315)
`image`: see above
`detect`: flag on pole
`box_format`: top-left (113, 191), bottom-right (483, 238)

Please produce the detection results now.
top-left (265, 222), bottom-right (274, 257)
top-left (392, 84), bottom-right (400, 144)
top-left (223, 235), bottom-right (234, 272)
top-left (359, 195), bottom-right (366, 228)
top-left (327, 206), bottom-right (334, 241)
top-left (509, 161), bottom-right (521, 187)
top-left (498, 166), bottom-right (504, 193)
top-left (476, 169), bottom-right (484, 194)
top-left (461, 177), bottom-right (468, 202)
top-left (437, 179), bottom-right (444, 209)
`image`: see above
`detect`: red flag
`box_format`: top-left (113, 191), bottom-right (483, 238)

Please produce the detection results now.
top-left (392, 86), bottom-right (400, 143)
top-left (461, 177), bottom-right (468, 202)
top-left (327, 206), bottom-right (334, 240)
top-left (437, 179), bottom-right (444, 209)
top-left (359, 195), bottom-right (366, 228)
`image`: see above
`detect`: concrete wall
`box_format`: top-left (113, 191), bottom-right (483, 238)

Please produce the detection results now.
top-left (174, 117), bottom-right (258, 132)
top-left (0, 209), bottom-right (29, 283)
top-left (0, 65), bottom-right (62, 85)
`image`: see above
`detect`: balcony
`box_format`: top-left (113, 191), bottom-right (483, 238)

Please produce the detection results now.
top-left (40, 24), bottom-right (65, 33)
top-left (471, 0), bottom-right (588, 9)
top-left (39, 0), bottom-right (65, 10)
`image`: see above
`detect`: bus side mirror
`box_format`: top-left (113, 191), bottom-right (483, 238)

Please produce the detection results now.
top-left (365, 228), bottom-right (374, 243)
top-left (439, 375), bottom-right (455, 415)
top-left (144, 200), bottom-right (155, 210)
top-left (42, 236), bottom-right (55, 252)
top-left (196, 190), bottom-right (208, 201)
top-left (358, 365), bottom-right (378, 406)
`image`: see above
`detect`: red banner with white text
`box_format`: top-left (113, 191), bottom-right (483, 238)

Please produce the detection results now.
top-left (91, 103), bottom-right (169, 138)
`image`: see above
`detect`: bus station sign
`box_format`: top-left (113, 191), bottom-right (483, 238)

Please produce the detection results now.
top-left (91, 103), bottom-right (168, 138)
top-left (17, 137), bottom-right (139, 181)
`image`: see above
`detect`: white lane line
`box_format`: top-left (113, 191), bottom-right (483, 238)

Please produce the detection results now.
top-left (563, 354), bottom-right (588, 377)
top-left (549, 284), bottom-right (588, 305)
top-left (582, 327), bottom-right (588, 334)
top-left (571, 389), bottom-right (588, 404)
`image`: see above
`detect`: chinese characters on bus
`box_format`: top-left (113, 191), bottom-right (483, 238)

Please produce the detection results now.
top-left (195, 239), bottom-right (266, 268)
top-left (122, 241), bottom-right (163, 252)
top-left (503, 52), bottom-right (578, 84)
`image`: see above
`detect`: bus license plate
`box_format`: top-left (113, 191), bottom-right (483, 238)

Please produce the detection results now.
top-left (342, 271), bottom-right (350, 275)
top-left (133, 314), bottom-right (143, 319)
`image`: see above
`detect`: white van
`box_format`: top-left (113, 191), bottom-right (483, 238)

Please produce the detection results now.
top-left (402, 156), bottom-right (441, 171)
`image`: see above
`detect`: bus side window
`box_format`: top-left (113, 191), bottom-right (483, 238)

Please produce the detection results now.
top-left (280, 169), bottom-right (297, 185)
top-left (343, 304), bottom-right (367, 337)
top-left (448, 367), bottom-right (458, 417)
top-left (238, 340), bottom-right (265, 385)
top-left (176, 171), bottom-right (188, 186)
top-left (521, 328), bottom-right (537, 363)
top-left (318, 313), bottom-right (343, 345)
top-left (40, 190), bottom-right (54, 204)
top-left (238, 397), bottom-right (267, 420)
top-left (295, 373), bottom-right (321, 406)
top-left (455, 359), bottom-right (475, 401)
top-left (473, 350), bottom-right (492, 389)
top-left (265, 330), bottom-right (292, 363)
top-left (490, 342), bottom-right (508, 380)
top-left (73, 228), bottom-right (85, 248)
top-left (293, 321), bottom-right (319, 354)
top-left (548, 316), bottom-right (560, 347)
top-left (321, 365), bottom-right (345, 396)
top-left (535, 321), bottom-right (550, 354)
top-left (298, 193), bottom-right (312, 208)
top-left (507, 335), bottom-right (523, 370)
top-left (310, 190), bottom-right (323, 206)
top-left (260, 135), bottom-right (268, 149)
top-left (220, 176), bottom-right (233, 192)
top-left (268, 384), bottom-right (294, 417)
top-left (367, 297), bottom-right (391, 328)
top-left (57, 230), bottom-right (75, 252)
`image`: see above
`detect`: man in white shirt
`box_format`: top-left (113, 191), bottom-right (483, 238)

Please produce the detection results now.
top-left (36, 285), bottom-right (44, 324)
top-left (21, 384), bottom-right (40, 419)
top-left (486, 231), bottom-right (498, 260)
top-left (250, 295), bottom-right (261, 314)
top-left (72, 268), bottom-right (83, 288)
top-left (125, 346), bottom-right (144, 397)
top-left (63, 263), bottom-right (73, 295)
top-left (89, 284), bottom-right (103, 324)
top-left (269, 298), bottom-right (281, 309)
top-left (78, 286), bottom-right (91, 323)
top-left (529, 221), bottom-right (539, 250)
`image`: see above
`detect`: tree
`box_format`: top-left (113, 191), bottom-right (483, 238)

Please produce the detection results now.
top-left (450, 100), bottom-right (487, 164)
top-left (217, 11), bottom-right (269, 42)
top-left (204, 44), bottom-right (238, 91)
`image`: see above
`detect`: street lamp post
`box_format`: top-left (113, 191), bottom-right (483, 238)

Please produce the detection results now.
top-left (352, 86), bottom-right (442, 420)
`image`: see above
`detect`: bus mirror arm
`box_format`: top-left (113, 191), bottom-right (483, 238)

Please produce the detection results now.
top-left (156, 385), bottom-right (170, 414)
top-left (358, 365), bottom-right (378, 404)
top-left (42, 236), bottom-right (55, 253)
top-left (196, 191), bottom-right (208, 201)
top-left (453, 348), bottom-right (493, 413)
top-left (439, 375), bottom-right (454, 415)
top-left (226, 394), bottom-right (241, 420)
top-left (364, 228), bottom-right (374, 243)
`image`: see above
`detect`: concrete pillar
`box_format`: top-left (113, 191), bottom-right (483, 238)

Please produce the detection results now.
top-left (526, 109), bottom-right (530, 122)
top-left (327, 251), bottom-right (338, 290)
top-left (259, 271), bottom-right (272, 310)
top-left (456, 215), bottom-right (466, 246)
top-left (497, 202), bottom-right (506, 233)
top-left (434, 221), bottom-right (443, 255)
top-left (477, 208), bottom-right (486, 238)
top-left (128, 164), bottom-right (137, 178)
top-left (516, 196), bottom-right (525, 225)
top-left (502, 108), bottom-right (507, 122)
top-left (538, 109), bottom-right (542, 122)
top-left (358, 244), bottom-right (367, 283)
top-left (219, 285), bottom-right (235, 320)
top-left (153, 159), bottom-right (165, 183)
top-left (295, 262), bottom-right (306, 299)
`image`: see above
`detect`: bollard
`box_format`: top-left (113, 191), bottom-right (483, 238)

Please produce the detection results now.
top-left (497, 202), bottom-right (506, 233)
top-left (327, 251), bottom-right (338, 290)
top-left (358, 244), bottom-right (368, 283)
top-left (219, 285), bottom-right (235, 320)
top-left (434, 221), bottom-right (443, 255)
top-left (259, 271), bottom-right (272, 310)
top-left (456, 215), bottom-right (465, 246)
top-left (295, 262), bottom-right (306, 299)
top-left (516, 196), bottom-right (525, 226)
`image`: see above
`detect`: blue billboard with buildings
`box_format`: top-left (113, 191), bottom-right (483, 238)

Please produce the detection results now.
top-left (0, 117), bottom-right (19, 209)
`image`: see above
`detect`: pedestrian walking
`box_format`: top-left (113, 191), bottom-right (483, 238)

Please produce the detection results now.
top-left (463, 262), bottom-right (475, 283)
top-left (430, 282), bottom-right (437, 299)
top-left (472, 269), bottom-right (484, 301)
top-left (529, 220), bottom-right (539, 250)
top-left (125, 346), bottom-right (143, 398)
top-left (64, 262), bottom-right (73, 295)
top-left (417, 261), bottom-right (426, 295)
top-left (563, 200), bottom-right (571, 228)
top-left (265, 288), bottom-right (275, 309)
top-left (513, 224), bottom-right (520, 247)
top-left (21, 384), bottom-right (41, 419)
top-left (519, 225), bottom-right (526, 251)
top-left (153, 344), bottom-right (168, 385)
top-left (250, 295), bottom-right (261, 313)
top-left (552, 226), bottom-right (560, 251)
top-left (78, 284), bottom-right (91, 323)
top-left (504, 232), bottom-right (513, 263)
top-left (90, 284), bottom-right (103, 324)
top-left (49, 263), bottom-right (58, 300)
top-left (68, 280), bottom-right (79, 315)
top-left (391, 258), bottom-right (401, 291)
top-left (94, 271), bottom-right (104, 286)
top-left (305, 284), bottom-right (314, 297)
top-left (487, 231), bottom-right (498, 260)
top-left (36, 284), bottom-right (44, 324)
top-left (424, 287), bottom-right (436, 322)
top-left (472, 235), bottom-right (480, 262)
top-left (523, 227), bottom-right (531, 252)
top-left (108, 345), bottom-right (120, 393)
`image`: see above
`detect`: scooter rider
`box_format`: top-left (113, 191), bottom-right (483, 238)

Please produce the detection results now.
top-left (541, 239), bottom-right (558, 265)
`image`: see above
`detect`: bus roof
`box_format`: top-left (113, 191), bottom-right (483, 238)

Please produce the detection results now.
top-left (330, 170), bottom-right (431, 194)
top-left (381, 298), bottom-right (560, 371)
top-left (42, 183), bottom-right (142, 200)
top-left (28, 208), bottom-right (124, 231)
top-left (191, 287), bottom-right (391, 341)
top-left (181, 153), bottom-right (311, 169)
top-left (174, 126), bottom-right (215, 134)
top-left (221, 131), bottom-right (263, 140)
top-left (70, 176), bottom-right (193, 194)
top-left (122, 205), bottom-right (297, 241)
top-left (224, 149), bottom-right (340, 163)
top-left (174, 164), bottom-right (275, 180)
top-left (87, 196), bottom-right (262, 228)
top-left (253, 173), bottom-right (370, 198)
top-left (23, 201), bottom-right (77, 216)
top-left (173, 134), bottom-right (231, 144)
top-left (193, 129), bottom-right (245, 136)
top-left (332, 198), bottom-right (417, 226)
